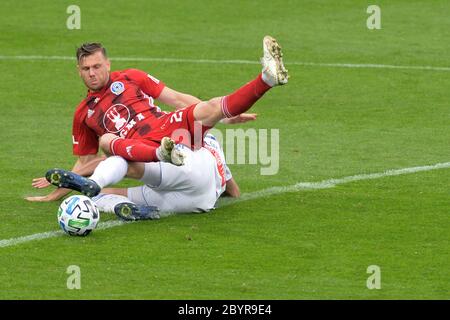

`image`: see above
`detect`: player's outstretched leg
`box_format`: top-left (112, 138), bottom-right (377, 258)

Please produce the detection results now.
top-left (114, 202), bottom-right (160, 221)
top-left (46, 169), bottom-right (101, 197)
top-left (193, 35), bottom-right (289, 127)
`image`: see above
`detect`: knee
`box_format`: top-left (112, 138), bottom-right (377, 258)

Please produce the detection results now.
top-left (99, 133), bottom-right (118, 155)
top-left (207, 97), bottom-right (223, 118)
top-left (194, 97), bottom-right (223, 126)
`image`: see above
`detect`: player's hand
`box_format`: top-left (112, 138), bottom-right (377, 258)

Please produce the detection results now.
top-left (32, 177), bottom-right (51, 189)
top-left (221, 113), bottom-right (257, 124)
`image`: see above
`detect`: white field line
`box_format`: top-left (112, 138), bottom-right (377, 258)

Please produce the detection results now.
top-left (1, 55), bottom-right (450, 72)
top-left (0, 220), bottom-right (126, 248)
top-left (1, 161), bottom-right (449, 249)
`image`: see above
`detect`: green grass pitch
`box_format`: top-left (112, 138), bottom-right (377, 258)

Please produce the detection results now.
top-left (0, 0), bottom-right (449, 299)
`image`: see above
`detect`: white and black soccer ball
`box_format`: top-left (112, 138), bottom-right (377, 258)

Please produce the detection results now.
top-left (57, 195), bottom-right (100, 236)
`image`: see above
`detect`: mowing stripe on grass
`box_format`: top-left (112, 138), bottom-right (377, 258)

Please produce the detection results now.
top-left (219, 161), bottom-right (450, 206)
top-left (1, 161), bottom-right (449, 248)
top-left (1, 55), bottom-right (450, 72)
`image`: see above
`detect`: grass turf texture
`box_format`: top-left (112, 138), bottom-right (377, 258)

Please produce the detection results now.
top-left (0, 0), bottom-right (449, 299)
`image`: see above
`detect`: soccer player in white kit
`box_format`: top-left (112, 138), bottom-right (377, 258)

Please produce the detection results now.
top-left (92, 133), bottom-right (236, 219)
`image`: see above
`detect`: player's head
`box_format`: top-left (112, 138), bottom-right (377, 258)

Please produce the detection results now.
top-left (76, 43), bottom-right (111, 92)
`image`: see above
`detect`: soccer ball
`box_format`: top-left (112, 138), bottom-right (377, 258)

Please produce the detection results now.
top-left (57, 195), bottom-right (100, 236)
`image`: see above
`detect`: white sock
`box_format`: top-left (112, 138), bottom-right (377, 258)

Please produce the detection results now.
top-left (261, 66), bottom-right (277, 87)
top-left (92, 194), bottom-right (131, 213)
top-left (89, 156), bottom-right (128, 188)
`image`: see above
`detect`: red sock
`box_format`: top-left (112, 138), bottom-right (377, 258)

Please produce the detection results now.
top-left (110, 137), bottom-right (159, 162)
top-left (221, 74), bottom-right (271, 118)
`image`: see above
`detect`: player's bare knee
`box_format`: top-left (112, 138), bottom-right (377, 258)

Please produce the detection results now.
top-left (195, 97), bottom-right (223, 126)
top-left (208, 97), bottom-right (222, 116)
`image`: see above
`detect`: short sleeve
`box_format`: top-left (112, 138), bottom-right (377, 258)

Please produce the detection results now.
top-left (124, 68), bottom-right (165, 98)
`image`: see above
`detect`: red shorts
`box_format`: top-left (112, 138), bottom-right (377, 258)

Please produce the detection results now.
top-left (137, 104), bottom-right (212, 149)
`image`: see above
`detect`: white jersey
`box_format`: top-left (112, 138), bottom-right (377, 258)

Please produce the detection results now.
top-left (203, 133), bottom-right (232, 198)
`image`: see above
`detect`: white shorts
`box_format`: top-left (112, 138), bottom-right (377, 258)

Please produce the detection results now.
top-left (127, 147), bottom-right (220, 213)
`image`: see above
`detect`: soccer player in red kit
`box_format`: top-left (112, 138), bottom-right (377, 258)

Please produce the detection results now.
top-left (72, 48), bottom-right (199, 166)
top-left (45, 35), bottom-right (288, 196)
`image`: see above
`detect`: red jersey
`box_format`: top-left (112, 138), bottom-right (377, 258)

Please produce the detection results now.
top-left (72, 69), bottom-right (166, 155)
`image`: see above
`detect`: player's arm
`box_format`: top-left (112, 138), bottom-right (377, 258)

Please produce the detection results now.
top-left (100, 187), bottom-right (128, 196)
top-left (125, 69), bottom-right (201, 110)
top-left (26, 155), bottom-right (105, 202)
top-left (72, 154), bottom-right (105, 176)
top-left (30, 154), bottom-right (103, 189)
top-left (26, 105), bottom-right (101, 202)
top-left (157, 86), bottom-right (201, 110)
top-left (223, 177), bottom-right (240, 198)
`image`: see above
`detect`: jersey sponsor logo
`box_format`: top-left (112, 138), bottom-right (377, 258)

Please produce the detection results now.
top-left (110, 81), bottom-right (125, 95)
top-left (118, 113), bottom-right (145, 137)
top-left (72, 135), bottom-right (79, 145)
top-left (103, 104), bottom-right (131, 133)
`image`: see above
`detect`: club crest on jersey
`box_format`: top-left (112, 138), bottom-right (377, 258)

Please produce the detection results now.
top-left (103, 104), bottom-right (131, 133)
top-left (110, 81), bottom-right (125, 95)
